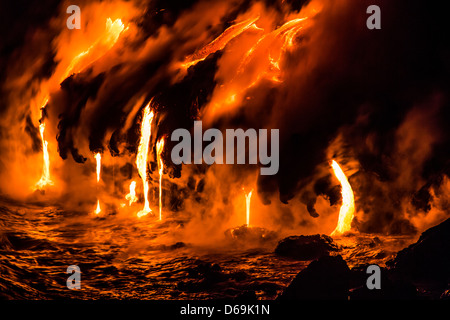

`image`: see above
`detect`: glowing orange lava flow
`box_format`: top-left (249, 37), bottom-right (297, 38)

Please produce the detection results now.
top-left (94, 152), bottom-right (102, 214)
top-left (203, 14), bottom-right (315, 122)
top-left (95, 199), bottom-right (102, 215)
top-left (33, 18), bottom-right (126, 191)
top-left (136, 103), bottom-right (154, 218)
top-left (238, 17), bottom-right (309, 84)
top-left (156, 137), bottom-right (165, 221)
top-left (125, 181), bottom-right (138, 206)
top-left (182, 16), bottom-right (260, 69)
top-left (245, 189), bottom-right (253, 226)
top-left (63, 18), bottom-right (126, 80)
top-left (330, 160), bottom-right (355, 236)
top-left (34, 121), bottom-right (53, 190)
top-left (95, 153), bottom-right (101, 183)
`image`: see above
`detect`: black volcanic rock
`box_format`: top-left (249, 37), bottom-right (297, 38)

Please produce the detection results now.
top-left (235, 290), bottom-right (257, 300)
top-left (178, 261), bottom-right (249, 294)
top-left (155, 242), bottom-right (187, 251)
top-left (178, 262), bottom-right (228, 292)
top-left (349, 265), bottom-right (417, 300)
top-left (274, 234), bottom-right (339, 260)
top-left (387, 218), bottom-right (450, 285)
top-left (224, 225), bottom-right (278, 245)
top-left (0, 232), bottom-right (56, 251)
top-left (279, 255), bottom-right (351, 300)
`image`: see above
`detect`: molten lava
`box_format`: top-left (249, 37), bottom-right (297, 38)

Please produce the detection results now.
top-left (136, 103), bottom-right (154, 218)
top-left (245, 189), bottom-right (253, 227)
top-left (203, 14), bottom-right (314, 121)
top-left (237, 17), bottom-right (309, 85)
top-left (34, 121), bottom-right (53, 190)
top-left (33, 18), bottom-right (127, 191)
top-left (125, 181), bottom-right (138, 206)
top-left (330, 160), bottom-right (355, 236)
top-left (95, 152), bottom-right (102, 183)
top-left (63, 18), bottom-right (126, 80)
top-left (181, 16), bottom-right (261, 70)
top-left (95, 199), bottom-right (102, 215)
top-left (156, 137), bottom-right (165, 221)
top-left (94, 152), bottom-right (102, 215)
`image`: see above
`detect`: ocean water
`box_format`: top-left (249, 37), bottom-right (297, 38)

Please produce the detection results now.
top-left (0, 197), bottom-right (414, 299)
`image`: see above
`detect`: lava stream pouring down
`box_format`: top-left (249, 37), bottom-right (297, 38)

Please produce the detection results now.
top-left (156, 137), bottom-right (165, 221)
top-left (95, 152), bottom-right (102, 214)
top-left (125, 181), bottom-right (138, 206)
top-left (95, 153), bottom-right (102, 183)
top-left (34, 121), bottom-right (53, 191)
top-left (136, 103), bottom-right (155, 218)
top-left (245, 189), bottom-right (253, 227)
top-left (330, 160), bottom-right (355, 236)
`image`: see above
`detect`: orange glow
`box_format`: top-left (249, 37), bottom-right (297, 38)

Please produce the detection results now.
top-left (330, 160), bottom-right (355, 236)
top-left (136, 103), bottom-right (154, 218)
top-left (125, 181), bottom-right (138, 206)
top-left (237, 17), bottom-right (309, 84)
top-left (203, 13), bottom-right (315, 122)
top-left (95, 199), bottom-right (102, 215)
top-left (156, 137), bottom-right (165, 221)
top-left (95, 153), bottom-right (102, 183)
top-left (33, 17), bottom-right (127, 191)
top-left (94, 152), bottom-right (102, 215)
top-left (181, 16), bottom-right (261, 70)
top-left (245, 189), bottom-right (253, 226)
top-left (62, 18), bottom-right (126, 80)
top-left (34, 122), bottom-right (53, 190)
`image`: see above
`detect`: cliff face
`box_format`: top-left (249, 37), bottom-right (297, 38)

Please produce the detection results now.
top-left (388, 218), bottom-right (450, 285)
